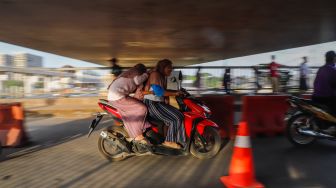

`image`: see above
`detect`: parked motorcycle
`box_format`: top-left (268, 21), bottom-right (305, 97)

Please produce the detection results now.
top-left (88, 76), bottom-right (222, 161)
top-left (285, 96), bottom-right (336, 146)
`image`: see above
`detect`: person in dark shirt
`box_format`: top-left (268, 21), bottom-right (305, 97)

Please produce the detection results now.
top-left (312, 51), bottom-right (336, 114)
top-left (223, 68), bottom-right (231, 94)
top-left (193, 67), bottom-right (202, 95)
top-left (194, 67), bottom-right (201, 88)
top-left (109, 58), bottom-right (122, 78)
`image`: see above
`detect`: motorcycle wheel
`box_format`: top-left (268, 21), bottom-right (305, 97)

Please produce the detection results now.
top-left (98, 126), bottom-right (130, 161)
top-left (190, 127), bottom-right (221, 159)
top-left (286, 114), bottom-right (316, 146)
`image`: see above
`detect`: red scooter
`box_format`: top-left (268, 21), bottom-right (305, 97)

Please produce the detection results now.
top-left (88, 77), bottom-right (222, 161)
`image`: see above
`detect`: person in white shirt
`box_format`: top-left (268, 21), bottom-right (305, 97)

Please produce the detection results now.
top-left (299, 56), bottom-right (310, 92)
top-left (107, 64), bottom-right (151, 143)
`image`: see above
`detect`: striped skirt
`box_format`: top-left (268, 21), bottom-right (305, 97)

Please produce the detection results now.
top-left (144, 99), bottom-right (186, 145)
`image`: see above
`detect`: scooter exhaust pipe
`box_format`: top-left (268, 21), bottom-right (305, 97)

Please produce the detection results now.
top-left (298, 129), bottom-right (335, 139)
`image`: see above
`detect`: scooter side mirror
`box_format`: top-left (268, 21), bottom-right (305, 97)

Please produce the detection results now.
top-left (178, 71), bottom-right (183, 81)
top-left (170, 77), bottom-right (177, 83)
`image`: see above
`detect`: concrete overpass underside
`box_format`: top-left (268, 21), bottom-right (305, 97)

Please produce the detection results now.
top-left (0, 0), bottom-right (335, 66)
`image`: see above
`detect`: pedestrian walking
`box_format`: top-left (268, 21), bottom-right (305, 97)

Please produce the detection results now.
top-left (223, 68), bottom-right (231, 94)
top-left (269, 55), bottom-right (282, 93)
top-left (109, 57), bottom-right (122, 80)
top-left (299, 56), bottom-right (310, 92)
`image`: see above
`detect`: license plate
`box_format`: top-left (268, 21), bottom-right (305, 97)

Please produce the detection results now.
top-left (100, 131), bottom-right (108, 138)
top-left (87, 114), bottom-right (104, 137)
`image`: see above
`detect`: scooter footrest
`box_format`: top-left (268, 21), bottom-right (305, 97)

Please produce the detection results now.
top-left (152, 145), bottom-right (187, 156)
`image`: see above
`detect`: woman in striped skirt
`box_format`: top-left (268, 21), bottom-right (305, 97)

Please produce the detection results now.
top-left (144, 59), bottom-right (186, 149)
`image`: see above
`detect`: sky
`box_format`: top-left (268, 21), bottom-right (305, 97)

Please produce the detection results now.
top-left (0, 42), bottom-right (102, 68)
top-left (193, 41), bottom-right (336, 67)
top-left (183, 41), bottom-right (336, 77)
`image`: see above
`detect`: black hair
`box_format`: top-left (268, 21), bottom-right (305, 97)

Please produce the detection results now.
top-left (325, 51), bottom-right (336, 64)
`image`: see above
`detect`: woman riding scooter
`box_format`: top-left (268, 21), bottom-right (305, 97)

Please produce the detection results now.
top-left (107, 63), bottom-right (151, 144)
top-left (144, 59), bottom-right (186, 149)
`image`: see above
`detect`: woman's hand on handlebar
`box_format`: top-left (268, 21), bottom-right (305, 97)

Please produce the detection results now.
top-left (142, 91), bottom-right (154, 95)
top-left (175, 91), bottom-right (185, 96)
top-left (179, 88), bottom-right (190, 97)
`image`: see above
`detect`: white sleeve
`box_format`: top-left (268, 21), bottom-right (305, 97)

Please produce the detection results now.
top-left (116, 87), bottom-right (126, 93)
top-left (134, 73), bottom-right (148, 85)
top-left (303, 64), bottom-right (309, 75)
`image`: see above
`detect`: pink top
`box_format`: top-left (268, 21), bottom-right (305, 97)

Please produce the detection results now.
top-left (108, 73), bottom-right (148, 101)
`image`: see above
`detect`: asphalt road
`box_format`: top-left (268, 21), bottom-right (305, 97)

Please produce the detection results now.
top-left (1, 117), bottom-right (336, 188)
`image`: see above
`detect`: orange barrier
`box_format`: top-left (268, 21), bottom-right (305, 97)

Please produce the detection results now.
top-left (220, 121), bottom-right (264, 188)
top-left (0, 102), bottom-right (28, 147)
top-left (242, 95), bottom-right (290, 137)
top-left (197, 95), bottom-right (235, 139)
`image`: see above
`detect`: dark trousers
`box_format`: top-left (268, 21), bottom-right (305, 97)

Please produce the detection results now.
top-left (312, 96), bottom-right (336, 115)
top-left (224, 82), bottom-right (230, 94)
top-left (300, 77), bottom-right (308, 91)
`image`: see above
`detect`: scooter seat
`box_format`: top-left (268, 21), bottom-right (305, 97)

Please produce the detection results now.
top-left (299, 98), bottom-right (335, 117)
top-left (98, 99), bottom-right (123, 121)
top-left (99, 99), bottom-right (114, 108)
top-left (301, 99), bottom-right (330, 111)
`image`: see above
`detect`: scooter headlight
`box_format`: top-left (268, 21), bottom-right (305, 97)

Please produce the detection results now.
top-left (201, 105), bottom-right (211, 118)
top-left (204, 112), bottom-right (211, 118)
top-left (200, 104), bottom-right (211, 113)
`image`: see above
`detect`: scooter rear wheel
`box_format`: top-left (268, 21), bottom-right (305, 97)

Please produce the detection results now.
top-left (190, 127), bottom-right (221, 159)
top-left (98, 126), bottom-right (130, 161)
top-left (286, 114), bottom-right (316, 146)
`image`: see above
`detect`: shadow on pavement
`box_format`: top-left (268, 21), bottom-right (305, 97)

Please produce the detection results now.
top-left (253, 137), bottom-right (336, 188)
top-left (0, 116), bottom-right (234, 188)
top-left (0, 116), bottom-right (111, 162)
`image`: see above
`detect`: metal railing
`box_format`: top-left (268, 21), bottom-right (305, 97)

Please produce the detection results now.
top-left (0, 65), bottom-right (319, 98)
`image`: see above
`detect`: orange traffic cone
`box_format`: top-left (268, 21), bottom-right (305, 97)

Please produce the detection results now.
top-left (0, 103), bottom-right (28, 147)
top-left (220, 121), bottom-right (264, 188)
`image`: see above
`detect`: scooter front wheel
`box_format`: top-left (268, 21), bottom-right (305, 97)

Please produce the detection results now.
top-left (190, 127), bottom-right (221, 159)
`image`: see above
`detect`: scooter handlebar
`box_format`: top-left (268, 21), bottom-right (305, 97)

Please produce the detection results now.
top-left (180, 88), bottom-right (191, 97)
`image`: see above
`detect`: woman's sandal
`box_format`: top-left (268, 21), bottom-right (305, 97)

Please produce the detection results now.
top-left (133, 138), bottom-right (152, 155)
top-left (162, 142), bottom-right (182, 149)
top-left (134, 137), bottom-right (151, 145)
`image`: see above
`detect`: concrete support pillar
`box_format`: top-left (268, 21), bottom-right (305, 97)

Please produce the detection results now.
top-left (24, 74), bottom-right (33, 97)
top-left (44, 76), bottom-right (52, 93)
top-left (0, 79), bottom-right (3, 95)
top-left (0, 73), bottom-right (9, 96)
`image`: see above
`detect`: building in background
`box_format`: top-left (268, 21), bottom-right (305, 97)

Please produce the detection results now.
top-left (74, 70), bottom-right (101, 89)
top-left (13, 53), bottom-right (43, 67)
top-left (0, 53), bottom-right (77, 98)
top-left (0, 53), bottom-right (44, 97)
top-left (58, 65), bottom-right (101, 94)
top-left (0, 54), bottom-right (12, 67)
top-left (0, 54), bottom-right (13, 94)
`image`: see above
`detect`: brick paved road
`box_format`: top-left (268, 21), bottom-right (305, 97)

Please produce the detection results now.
top-left (0, 117), bottom-right (232, 188)
top-left (2, 117), bottom-right (336, 188)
